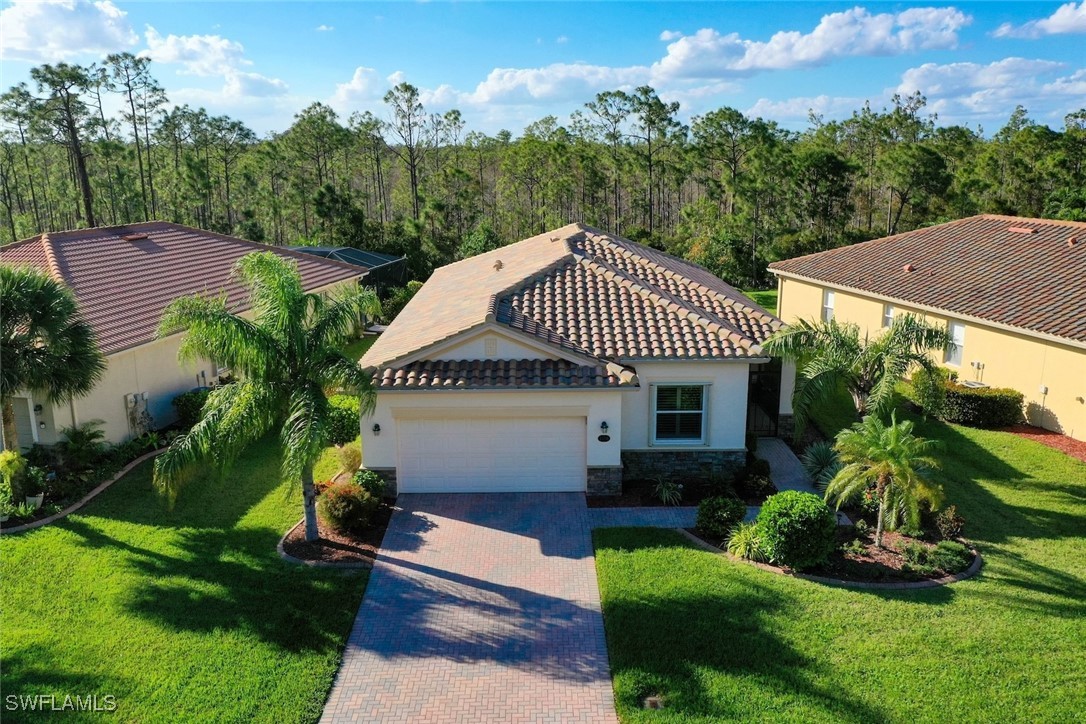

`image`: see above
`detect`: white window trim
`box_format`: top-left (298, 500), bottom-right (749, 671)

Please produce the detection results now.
top-left (882, 304), bottom-right (895, 328)
top-left (945, 321), bottom-right (965, 366)
top-left (650, 383), bottom-right (710, 446)
top-left (822, 289), bottom-right (835, 323)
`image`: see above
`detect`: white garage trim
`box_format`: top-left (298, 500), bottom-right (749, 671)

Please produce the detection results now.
top-left (396, 416), bottom-right (587, 493)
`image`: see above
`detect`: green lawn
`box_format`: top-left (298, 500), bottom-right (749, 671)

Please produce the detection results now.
top-left (743, 289), bottom-right (778, 315)
top-left (0, 438), bottom-right (368, 723)
top-left (595, 419), bottom-right (1086, 722)
top-left (342, 334), bottom-right (379, 361)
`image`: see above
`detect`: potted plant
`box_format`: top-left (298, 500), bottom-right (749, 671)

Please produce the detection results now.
top-left (23, 465), bottom-right (46, 511)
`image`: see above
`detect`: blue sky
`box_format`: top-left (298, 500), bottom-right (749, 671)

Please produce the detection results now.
top-left (2, 1), bottom-right (1084, 136)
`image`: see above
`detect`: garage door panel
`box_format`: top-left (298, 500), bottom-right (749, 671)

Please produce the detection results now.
top-left (397, 416), bottom-right (586, 493)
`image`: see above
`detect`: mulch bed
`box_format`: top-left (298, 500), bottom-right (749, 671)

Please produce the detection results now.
top-left (1000, 424), bottom-right (1086, 463)
top-left (684, 526), bottom-right (977, 584)
top-left (280, 500), bottom-right (394, 567)
top-left (587, 477), bottom-right (769, 508)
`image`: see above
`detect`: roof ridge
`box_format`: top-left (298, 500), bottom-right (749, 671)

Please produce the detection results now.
top-left (977, 213), bottom-right (1086, 228)
top-left (38, 234), bottom-right (64, 282)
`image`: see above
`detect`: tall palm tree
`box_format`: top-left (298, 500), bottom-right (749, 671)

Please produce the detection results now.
top-left (764, 315), bottom-right (951, 435)
top-left (154, 252), bottom-right (380, 542)
top-left (825, 412), bottom-right (943, 547)
top-left (0, 266), bottom-right (106, 450)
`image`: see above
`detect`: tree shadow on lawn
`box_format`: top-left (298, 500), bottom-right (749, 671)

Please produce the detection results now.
top-left (1, 643), bottom-right (123, 722)
top-left (595, 530), bottom-right (888, 723)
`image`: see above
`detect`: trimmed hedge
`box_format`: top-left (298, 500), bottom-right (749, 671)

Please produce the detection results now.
top-left (942, 384), bottom-right (1024, 428)
top-left (756, 490), bottom-right (837, 571)
top-left (696, 496), bottom-right (747, 539)
top-left (317, 481), bottom-right (379, 535)
top-left (326, 395), bottom-right (361, 446)
top-left (173, 388), bottom-right (211, 429)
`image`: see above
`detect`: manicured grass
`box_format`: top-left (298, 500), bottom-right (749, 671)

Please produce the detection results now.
top-left (314, 437), bottom-right (361, 483)
top-left (0, 438), bottom-right (368, 723)
top-left (342, 335), bottom-right (379, 361)
top-left (595, 419), bottom-right (1086, 722)
top-left (743, 288), bottom-right (778, 315)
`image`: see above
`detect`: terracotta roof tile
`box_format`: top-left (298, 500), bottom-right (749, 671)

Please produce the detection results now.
top-left (375, 358), bottom-right (637, 389)
top-left (768, 214), bottom-right (1086, 344)
top-left (1, 221), bottom-right (362, 355)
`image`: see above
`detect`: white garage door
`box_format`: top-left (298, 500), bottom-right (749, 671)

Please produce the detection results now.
top-left (397, 416), bottom-right (587, 493)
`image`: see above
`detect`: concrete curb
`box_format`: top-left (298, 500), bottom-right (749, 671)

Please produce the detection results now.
top-left (276, 516), bottom-right (373, 570)
top-left (676, 528), bottom-right (983, 590)
top-left (0, 449), bottom-right (164, 536)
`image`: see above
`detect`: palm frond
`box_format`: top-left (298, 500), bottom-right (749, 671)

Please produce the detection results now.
top-left (158, 295), bottom-right (283, 381)
top-left (280, 382), bottom-right (330, 484)
top-left (309, 285), bottom-right (382, 352)
top-left (232, 252), bottom-right (308, 348)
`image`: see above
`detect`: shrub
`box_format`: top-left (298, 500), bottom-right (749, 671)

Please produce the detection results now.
top-left (317, 482), bottom-right (379, 535)
top-left (652, 478), bottom-right (684, 506)
top-left (173, 388), bottom-right (211, 429)
top-left (900, 539), bottom-right (972, 575)
top-left (352, 469), bottom-right (387, 498)
top-left (909, 366), bottom-right (951, 418)
top-left (338, 444), bottom-right (362, 475)
top-left (381, 280), bottom-right (423, 322)
top-left (936, 505), bottom-right (966, 540)
top-left (56, 420), bottom-right (108, 473)
top-left (756, 491), bottom-right (837, 570)
top-left (841, 538), bottom-right (867, 557)
top-left (853, 518), bottom-right (871, 537)
top-left (696, 496), bottom-right (747, 539)
top-left (726, 521), bottom-right (767, 562)
top-left (733, 458), bottom-right (775, 499)
top-left (0, 450), bottom-right (28, 499)
top-left (800, 441), bottom-right (841, 492)
top-left (942, 384), bottom-right (1024, 428)
top-left (326, 394), bottom-right (361, 446)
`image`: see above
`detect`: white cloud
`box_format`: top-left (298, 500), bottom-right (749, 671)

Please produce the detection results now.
top-left (994, 1), bottom-right (1086, 39)
top-left (0, 0), bottom-right (137, 62)
top-left (315, 24), bottom-right (335, 32)
top-left (746, 94), bottom-right (869, 122)
top-left (556, 35), bottom-right (569, 44)
top-left (461, 63), bottom-right (649, 105)
top-left (653, 7), bottom-right (970, 79)
top-left (659, 30), bottom-right (683, 42)
top-left (223, 71), bottom-right (288, 98)
top-left (141, 26), bottom-right (249, 76)
top-left (330, 66), bottom-right (388, 109)
top-left (1043, 68), bottom-right (1086, 95)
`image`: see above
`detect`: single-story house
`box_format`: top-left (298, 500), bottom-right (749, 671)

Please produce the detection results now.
top-left (0, 221), bottom-right (362, 449)
top-left (769, 214), bottom-right (1086, 441)
top-left (293, 246), bottom-right (407, 295)
top-left (358, 223), bottom-right (793, 496)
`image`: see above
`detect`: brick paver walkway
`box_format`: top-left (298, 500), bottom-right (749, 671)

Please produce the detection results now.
top-left (321, 493), bottom-right (617, 724)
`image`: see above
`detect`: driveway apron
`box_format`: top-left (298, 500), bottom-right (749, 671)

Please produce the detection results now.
top-left (321, 493), bottom-right (617, 723)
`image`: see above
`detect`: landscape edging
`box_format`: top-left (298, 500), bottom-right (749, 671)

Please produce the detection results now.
top-left (675, 527), bottom-right (983, 590)
top-left (276, 516), bottom-right (373, 569)
top-left (1, 449), bottom-right (164, 535)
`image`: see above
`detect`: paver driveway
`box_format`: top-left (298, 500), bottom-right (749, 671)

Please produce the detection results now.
top-left (321, 493), bottom-right (617, 723)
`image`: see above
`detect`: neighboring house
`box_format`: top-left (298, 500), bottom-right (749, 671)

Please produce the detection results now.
top-left (0, 221), bottom-right (362, 449)
top-left (358, 223), bottom-right (792, 495)
top-left (769, 214), bottom-right (1086, 441)
top-left (293, 246), bottom-right (407, 295)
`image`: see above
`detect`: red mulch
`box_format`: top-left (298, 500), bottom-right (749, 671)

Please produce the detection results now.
top-left (1000, 425), bottom-right (1086, 463)
top-left (685, 527), bottom-right (975, 584)
top-left (281, 501), bottom-right (394, 566)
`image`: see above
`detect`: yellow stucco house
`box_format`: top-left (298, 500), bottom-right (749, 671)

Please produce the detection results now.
top-left (1, 222), bottom-right (362, 449)
top-left (769, 214), bottom-right (1086, 441)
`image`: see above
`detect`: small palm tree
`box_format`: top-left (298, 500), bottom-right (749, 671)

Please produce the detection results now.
top-left (154, 252), bottom-right (380, 542)
top-left (0, 266), bottom-right (106, 450)
top-left (825, 412), bottom-right (943, 547)
top-left (764, 315), bottom-right (951, 435)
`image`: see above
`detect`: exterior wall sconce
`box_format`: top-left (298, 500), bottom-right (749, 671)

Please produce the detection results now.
top-left (372, 423), bottom-right (381, 436)
top-left (597, 421), bottom-right (610, 443)
top-left (33, 404), bottom-right (43, 413)
top-left (600, 421), bottom-right (609, 433)
top-left (39, 422), bottom-right (47, 430)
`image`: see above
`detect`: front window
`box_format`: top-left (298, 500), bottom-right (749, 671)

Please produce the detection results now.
top-left (654, 385), bottom-right (706, 443)
top-left (822, 290), bottom-right (835, 322)
top-left (945, 321), bottom-right (965, 366)
top-left (882, 304), bottom-right (895, 328)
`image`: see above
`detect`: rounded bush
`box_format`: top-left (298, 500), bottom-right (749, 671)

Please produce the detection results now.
top-left (696, 495), bottom-right (747, 539)
top-left (755, 490), bottom-right (837, 570)
top-left (317, 482), bottom-right (379, 535)
top-left (352, 469), bottom-right (386, 498)
top-left (942, 384), bottom-right (1024, 428)
top-left (326, 394), bottom-right (361, 446)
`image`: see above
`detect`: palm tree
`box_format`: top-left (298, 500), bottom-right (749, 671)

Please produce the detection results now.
top-left (764, 315), bottom-right (951, 435)
top-left (825, 412), bottom-right (943, 547)
top-left (0, 266), bottom-right (106, 450)
top-left (153, 252), bottom-right (380, 542)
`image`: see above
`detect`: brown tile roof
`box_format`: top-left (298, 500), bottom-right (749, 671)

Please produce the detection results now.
top-left (768, 215), bottom-right (1086, 344)
top-left (363, 223), bottom-right (781, 376)
top-left (375, 359), bottom-right (637, 390)
top-left (1, 221), bottom-right (362, 355)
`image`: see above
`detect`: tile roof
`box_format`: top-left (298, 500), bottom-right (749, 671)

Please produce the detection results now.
top-left (768, 215), bottom-right (1086, 344)
top-left (362, 223), bottom-right (781, 378)
top-left (375, 359), bottom-right (637, 390)
top-left (0, 221), bottom-right (362, 355)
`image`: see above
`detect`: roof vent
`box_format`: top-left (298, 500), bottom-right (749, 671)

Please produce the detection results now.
top-left (1069, 236), bottom-right (1079, 247)
top-left (1007, 226), bottom-right (1037, 235)
top-left (903, 263), bottom-right (915, 273)
top-left (122, 233), bottom-right (150, 242)
top-left (493, 259), bottom-right (503, 271)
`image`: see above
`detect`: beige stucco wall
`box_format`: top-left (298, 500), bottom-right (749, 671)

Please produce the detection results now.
top-left (776, 275), bottom-right (1086, 441)
top-left (363, 389), bottom-right (626, 469)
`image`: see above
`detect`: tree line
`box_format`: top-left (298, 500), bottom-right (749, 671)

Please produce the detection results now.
top-left (3, 54), bottom-right (1084, 289)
